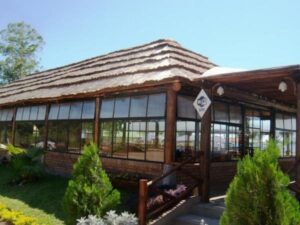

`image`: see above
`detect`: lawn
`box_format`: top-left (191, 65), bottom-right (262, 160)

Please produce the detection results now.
top-left (0, 164), bottom-right (136, 225)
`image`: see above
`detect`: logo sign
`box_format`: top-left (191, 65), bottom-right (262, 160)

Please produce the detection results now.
top-left (193, 89), bottom-right (211, 118)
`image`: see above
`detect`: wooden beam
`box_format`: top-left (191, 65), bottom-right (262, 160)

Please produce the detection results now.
top-left (165, 88), bottom-right (177, 164)
top-left (44, 104), bottom-right (50, 151)
top-left (94, 97), bottom-right (100, 146)
top-left (200, 87), bottom-right (212, 203)
top-left (222, 86), bottom-right (296, 113)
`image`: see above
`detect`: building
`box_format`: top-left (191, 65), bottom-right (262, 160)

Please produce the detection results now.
top-left (0, 39), bottom-right (299, 201)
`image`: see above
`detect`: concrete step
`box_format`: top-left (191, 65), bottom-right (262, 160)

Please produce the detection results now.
top-left (174, 214), bottom-right (219, 225)
top-left (191, 203), bottom-right (224, 219)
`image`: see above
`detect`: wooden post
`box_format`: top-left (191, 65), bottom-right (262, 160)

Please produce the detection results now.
top-left (165, 88), bottom-right (177, 164)
top-left (200, 87), bottom-right (212, 203)
top-left (296, 82), bottom-right (300, 194)
top-left (138, 179), bottom-right (148, 225)
top-left (94, 97), bottom-right (100, 146)
top-left (11, 107), bottom-right (17, 145)
top-left (44, 104), bottom-right (50, 151)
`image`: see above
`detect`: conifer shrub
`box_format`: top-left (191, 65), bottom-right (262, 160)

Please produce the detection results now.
top-left (63, 143), bottom-right (120, 225)
top-left (220, 140), bottom-right (300, 225)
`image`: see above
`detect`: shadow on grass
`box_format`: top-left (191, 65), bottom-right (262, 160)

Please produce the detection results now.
top-left (0, 164), bottom-right (69, 222)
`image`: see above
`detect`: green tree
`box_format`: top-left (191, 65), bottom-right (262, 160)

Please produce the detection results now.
top-left (220, 140), bottom-right (300, 225)
top-left (0, 22), bottom-right (44, 84)
top-left (63, 143), bottom-right (120, 225)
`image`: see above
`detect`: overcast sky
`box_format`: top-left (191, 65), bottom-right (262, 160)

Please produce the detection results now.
top-left (1, 0), bottom-right (299, 71)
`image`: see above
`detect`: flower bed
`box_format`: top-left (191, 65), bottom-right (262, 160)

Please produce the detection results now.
top-left (0, 202), bottom-right (41, 225)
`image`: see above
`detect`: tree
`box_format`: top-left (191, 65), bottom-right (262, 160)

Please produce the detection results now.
top-left (63, 143), bottom-right (120, 225)
top-left (0, 22), bottom-right (44, 84)
top-left (220, 140), bottom-right (300, 225)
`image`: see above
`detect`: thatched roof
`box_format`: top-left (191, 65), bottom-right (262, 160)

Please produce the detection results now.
top-left (0, 39), bottom-right (216, 107)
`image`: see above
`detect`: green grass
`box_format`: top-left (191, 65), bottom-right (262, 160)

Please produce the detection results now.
top-left (0, 165), bottom-right (136, 225)
top-left (0, 164), bottom-right (68, 225)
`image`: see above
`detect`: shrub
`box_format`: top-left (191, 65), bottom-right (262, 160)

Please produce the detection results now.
top-left (63, 143), bottom-right (120, 225)
top-left (6, 144), bottom-right (44, 183)
top-left (220, 140), bottom-right (300, 225)
top-left (76, 211), bottom-right (138, 225)
top-left (0, 202), bottom-right (40, 225)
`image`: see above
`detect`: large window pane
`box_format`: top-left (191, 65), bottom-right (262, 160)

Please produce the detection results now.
top-left (175, 121), bottom-right (195, 161)
top-left (56, 121), bottom-right (68, 151)
top-left (68, 121), bottom-right (81, 153)
top-left (0, 122), bottom-right (12, 144)
top-left (230, 105), bottom-right (242, 124)
top-left (82, 101), bottom-right (95, 119)
top-left (112, 121), bottom-right (128, 158)
top-left (22, 107), bottom-right (31, 121)
top-left (58, 103), bottom-right (71, 120)
top-left (49, 105), bottom-right (59, 120)
top-left (37, 106), bottom-right (47, 120)
top-left (114, 97), bottom-right (130, 118)
top-left (177, 96), bottom-right (196, 119)
top-left (146, 121), bottom-right (165, 162)
top-left (15, 122), bottom-right (45, 149)
top-left (130, 96), bottom-right (147, 117)
top-left (100, 121), bottom-right (113, 156)
top-left (214, 102), bottom-right (229, 122)
top-left (81, 122), bottom-right (94, 146)
top-left (283, 115), bottom-right (292, 130)
top-left (147, 93), bottom-right (166, 117)
top-left (128, 121), bottom-right (146, 160)
top-left (69, 102), bottom-right (83, 119)
top-left (29, 106), bottom-right (38, 121)
top-left (100, 99), bottom-right (114, 118)
top-left (276, 113), bottom-right (284, 129)
top-left (1, 110), bottom-right (9, 121)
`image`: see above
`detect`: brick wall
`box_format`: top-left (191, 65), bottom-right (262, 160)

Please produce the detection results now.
top-left (44, 151), bottom-right (295, 185)
top-left (44, 151), bottom-right (163, 177)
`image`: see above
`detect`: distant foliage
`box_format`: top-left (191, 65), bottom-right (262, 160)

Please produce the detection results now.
top-left (0, 22), bottom-right (44, 84)
top-left (220, 140), bottom-right (300, 225)
top-left (63, 143), bottom-right (120, 225)
top-left (6, 144), bottom-right (44, 183)
top-left (77, 211), bottom-right (138, 225)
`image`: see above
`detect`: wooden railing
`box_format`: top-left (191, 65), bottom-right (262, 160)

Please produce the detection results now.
top-left (138, 158), bottom-right (202, 225)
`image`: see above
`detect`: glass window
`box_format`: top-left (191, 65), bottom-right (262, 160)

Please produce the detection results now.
top-left (82, 101), bottom-right (95, 119)
top-left (6, 110), bottom-right (14, 121)
top-left (100, 121), bottom-right (113, 157)
top-left (29, 106), bottom-right (38, 121)
top-left (112, 121), bottom-right (128, 158)
top-left (146, 121), bottom-right (165, 162)
top-left (15, 122), bottom-right (45, 149)
top-left (114, 97), bottom-right (130, 118)
top-left (230, 105), bottom-right (242, 124)
top-left (49, 105), bottom-right (59, 120)
top-left (128, 121), bottom-right (146, 160)
top-left (100, 99), bottom-right (114, 118)
top-left (276, 113), bottom-right (284, 129)
top-left (69, 102), bottom-right (83, 119)
top-left (0, 122), bottom-right (12, 144)
top-left (177, 95), bottom-right (196, 119)
top-left (147, 93), bottom-right (166, 117)
top-left (283, 115), bottom-right (292, 130)
top-left (214, 102), bottom-right (229, 122)
top-left (68, 121), bottom-right (82, 153)
top-left (130, 96), bottom-right (147, 117)
top-left (175, 121), bottom-right (196, 161)
top-left (81, 122), bottom-right (94, 146)
top-left (292, 116), bottom-right (296, 131)
top-left (1, 110), bottom-right (8, 121)
top-left (37, 105), bottom-right (47, 120)
top-left (16, 108), bottom-right (23, 121)
top-left (58, 103), bottom-right (71, 120)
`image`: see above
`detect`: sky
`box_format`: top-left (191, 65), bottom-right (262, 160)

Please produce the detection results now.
top-left (0, 0), bottom-right (299, 71)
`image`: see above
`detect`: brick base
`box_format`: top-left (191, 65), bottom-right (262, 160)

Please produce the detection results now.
top-left (44, 151), bottom-right (163, 178)
top-left (44, 151), bottom-right (296, 185)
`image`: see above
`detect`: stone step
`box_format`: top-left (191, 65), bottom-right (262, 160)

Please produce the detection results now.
top-left (174, 214), bottom-right (219, 225)
top-left (191, 203), bottom-right (225, 219)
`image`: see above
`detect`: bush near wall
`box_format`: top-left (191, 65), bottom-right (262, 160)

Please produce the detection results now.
top-left (0, 202), bottom-right (41, 225)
